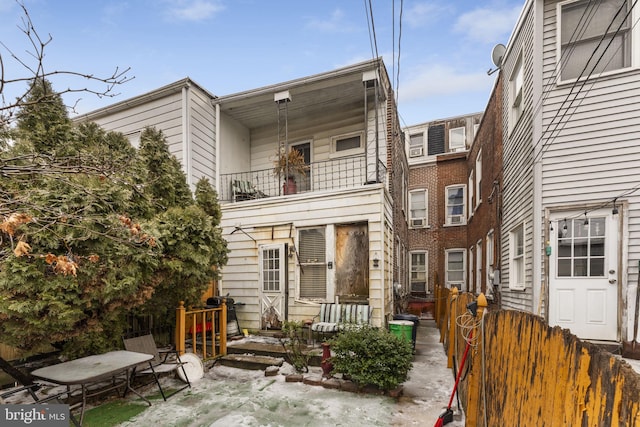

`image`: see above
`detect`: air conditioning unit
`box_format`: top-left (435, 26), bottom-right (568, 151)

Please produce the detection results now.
top-left (411, 218), bottom-right (425, 227)
top-left (409, 147), bottom-right (423, 157)
top-left (449, 215), bottom-right (463, 225)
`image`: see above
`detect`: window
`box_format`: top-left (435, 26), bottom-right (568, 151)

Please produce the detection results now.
top-left (510, 51), bottom-right (523, 126)
top-left (486, 231), bottom-right (495, 284)
top-left (475, 150), bottom-right (482, 207)
top-left (409, 189), bottom-right (427, 228)
top-left (468, 170), bottom-right (475, 216)
top-left (409, 133), bottom-right (424, 157)
top-left (449, 127), bottom-right (465, 150)
top-left (446, 249), bottom-right (465, 289)
top-left (476, 240), bottom-right (482, 292)
top-left (509, 223), bottom-right (525, 290)
top-left (559, 0), bottom-right (631, 81)
top-left (299, 227), bottom-right (327, 299)
top-left (468, 246), bottom-right (474, 292)
top-left (410, 252), bottom-right (427, 293)
top-left (428, 124), bottom-right (445, 155)
top-left (445, 185), bottom-right (466, 225)
top-left (260, 246), bottom-right (282, 292)
top-left (474, 123), bottom-right (480, 139)
top-left (557, 217), bottom-right (605, 277)
top-left (332, 133), bottom-right (363, 155)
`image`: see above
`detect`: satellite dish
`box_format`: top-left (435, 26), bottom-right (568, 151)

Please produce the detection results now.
top-left (491, 44), bottom-right (506, 68)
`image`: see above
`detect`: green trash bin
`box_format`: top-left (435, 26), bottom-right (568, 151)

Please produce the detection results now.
top-left (388, 320), bottom-right (414, 344)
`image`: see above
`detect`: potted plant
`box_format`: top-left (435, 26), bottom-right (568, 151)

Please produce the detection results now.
top-left (273, 148), bottom-right (308, 195)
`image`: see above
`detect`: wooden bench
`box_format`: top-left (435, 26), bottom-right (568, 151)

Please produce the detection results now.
top-left (310, 303), bottom-right (373, 340)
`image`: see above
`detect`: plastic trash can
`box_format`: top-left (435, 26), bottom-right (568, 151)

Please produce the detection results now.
top-left (393, 313), bottom-right (420, 348)
top-left (389, 320), bottom-right (414, 344)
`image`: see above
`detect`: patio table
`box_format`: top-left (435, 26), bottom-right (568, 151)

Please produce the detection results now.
top-left (31, 350), bottom-right (153, 425)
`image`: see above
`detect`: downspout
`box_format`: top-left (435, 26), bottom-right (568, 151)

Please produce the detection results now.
top-left (532, 0), bottom-right (544, 315)
top-left (374, 72), bottom-right (380, 182)
top-left (182, 84), bottom-right (192, 189)
top-left (215, 102), bottom-right (221, 192)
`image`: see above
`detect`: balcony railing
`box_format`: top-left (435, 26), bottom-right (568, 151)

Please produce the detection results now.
top-left (219, 155), bottom-right (387, 203)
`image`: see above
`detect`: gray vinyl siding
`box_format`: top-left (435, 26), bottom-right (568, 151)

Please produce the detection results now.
top-left (542, 0), bottom-right (640, 333)
top-left (500, 4), bottom-right (535, 312)
top-left (188, 87), bottom-right (216, 187)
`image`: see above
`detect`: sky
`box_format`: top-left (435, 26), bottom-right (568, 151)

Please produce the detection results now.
top-left (0, 0), bottom-right (523, 127)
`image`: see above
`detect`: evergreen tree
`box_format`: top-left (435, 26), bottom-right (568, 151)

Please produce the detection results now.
top-left (0, 81), bottom-right (228, 356)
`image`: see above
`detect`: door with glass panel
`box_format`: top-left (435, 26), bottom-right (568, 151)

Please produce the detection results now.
top-left (548, 209), bottom-right (618, 341)
top-left (259, 244), bottom-right (286, 330)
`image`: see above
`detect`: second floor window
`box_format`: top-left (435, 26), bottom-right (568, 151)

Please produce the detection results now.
top-left (332, 133), bottom-right (363, 156)
top-left (446, 185), bottom-right (466, 225)
top-left (475, 150), bottom-right (482, 207)
top-left (409, 189), bottom-right (427, 228)
top-left (559, 0), bottom-right (631, 82)
top-left (510, 51), bottom-right (523, 126)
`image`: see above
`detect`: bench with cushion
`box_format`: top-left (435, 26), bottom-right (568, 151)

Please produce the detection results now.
top-left (310, 303), bottom-right (373, 339)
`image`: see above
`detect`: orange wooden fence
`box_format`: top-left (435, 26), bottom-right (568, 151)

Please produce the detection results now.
top-left (433, 284), bottom-right (640, 426)
top-left (175, 300), bottom-right (227, 360)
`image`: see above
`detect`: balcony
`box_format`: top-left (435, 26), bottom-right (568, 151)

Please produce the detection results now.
top-left (219, 155), bottom-right (387, 203)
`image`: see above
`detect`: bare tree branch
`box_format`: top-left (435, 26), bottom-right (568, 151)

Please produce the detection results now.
top-left (0, 1), bottom-right (134, 126)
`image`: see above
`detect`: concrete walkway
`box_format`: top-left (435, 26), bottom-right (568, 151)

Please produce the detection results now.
top-left (116, 319), bottom-right (465, 426)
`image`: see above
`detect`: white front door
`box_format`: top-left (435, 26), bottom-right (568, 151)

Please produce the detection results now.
top-left (549, 209), bottom-right (618, 341)
top-left (259, 244), bottom-right (286, 330)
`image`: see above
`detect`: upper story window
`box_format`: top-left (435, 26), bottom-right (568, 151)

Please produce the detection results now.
top-left (409, 132), bottom-right (424, 157)
top-left (449, 127), bottom-right (465, 151)
top-left (409, 189), bottom-right (427, 228)
top-left (428, 124), bottom-right (445, 155)
top-left (410, 251), bottom-right (427, 293)
top-left (509, 223), bottom-right (525, 290)
top-left (510, 51), bottom-right (524, 127)
top-left (475, 150), bottom-right (482, 207)
top-left (445, 185), bottom-right (466, 226)
top-left (559, 0), bottom-right (631, 82)
top-left (468, 170), bottom-right (475, 217)
top-left (332, 132), bottom-right (363, 156)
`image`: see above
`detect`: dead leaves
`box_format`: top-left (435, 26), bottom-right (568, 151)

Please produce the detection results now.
top-left (13, 241), bottom-right (31, 257)
top-left (0, 213), bottom-right (32, 236)
top-left (45, 254), bottom-right (78, 276)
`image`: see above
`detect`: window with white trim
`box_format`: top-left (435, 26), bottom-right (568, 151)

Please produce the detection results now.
top-left (486, 230), bottom-right (495, 284)
top-left (260, 245), bottom-right (283, 292)
top-left (332, 132), bottom-right (363, 156)
top-left (445, 185), bottom-right (466, 225)
top-left (409, 189), bottom-right (427, 228)
top-left (509, 223), bottom-right (525, 290)
top-left (449, 127), bottom-right (465, 150)
top-left (468, 245), bottom-right (474, 292)
top-left (559, 0), bottom-right (632, 82)
top-left (445, 249), bottom-right (465, 289)
top-left (475, 150), bottom-right (482, 207)
top-left (510, 51), bottom-right (523, 127)
top-left (409, 132), bottom-right (424, 157)
top-left (476, 240), bottom-right (482, 292)
top-left (299, 227), bottom-right (327, 299)
top-left (410, 252), bottom-right (427, 293)
top-left (468, 170), bottom-right (475, 216)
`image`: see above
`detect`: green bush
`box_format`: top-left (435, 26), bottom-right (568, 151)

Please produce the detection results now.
top-left (329, 325), bottom-right (413, 390)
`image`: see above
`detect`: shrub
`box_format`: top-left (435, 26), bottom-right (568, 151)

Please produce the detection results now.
top-left (329, 325), bottom-right (413, 390)
top-left (279, 320), bottom-right (311, 373)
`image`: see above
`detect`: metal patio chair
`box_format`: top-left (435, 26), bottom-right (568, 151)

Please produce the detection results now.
top-left (122, 334), bottom-right (191, 401)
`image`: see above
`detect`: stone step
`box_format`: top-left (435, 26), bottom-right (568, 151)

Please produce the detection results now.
top-left (218, 354), bottom-right (284, 370)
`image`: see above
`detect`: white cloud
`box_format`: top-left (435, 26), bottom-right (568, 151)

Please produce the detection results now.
top-left (454, 4), bottom-right (521, 44)
top-left (403, 2), bottom-right (451, 28)
top-left (306, 8), bottom-right (356, 33)
top-left (166, 0), bottom-right (224, 22)
top-left (399, 63), bottom-right (492, 102)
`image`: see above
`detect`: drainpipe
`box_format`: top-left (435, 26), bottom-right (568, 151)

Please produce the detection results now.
top-left (215, 102), bottom-right (221, 193)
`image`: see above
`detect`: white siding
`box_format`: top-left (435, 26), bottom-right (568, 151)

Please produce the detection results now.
top-left (542, 0), bottom-right (640, 340)
top-left (189, 87), bottom-right (216, 187)
top-left (501, 4), bottom-right (536, 312)
top-left (219, 186), bottom-right (390, 330)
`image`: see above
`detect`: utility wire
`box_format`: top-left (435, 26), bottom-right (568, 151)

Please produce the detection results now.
top-left (533, 0), bottom-right (637, 165)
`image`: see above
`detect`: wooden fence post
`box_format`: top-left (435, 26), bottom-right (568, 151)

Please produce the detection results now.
top-left (465, 293), bottom-right (488, 427)
top-left (220, 298), bottom-right (228, 356)
top-left (447, 287), bottom-right (459, 369)
top-left (175, 301), bottom-right (186, 355)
